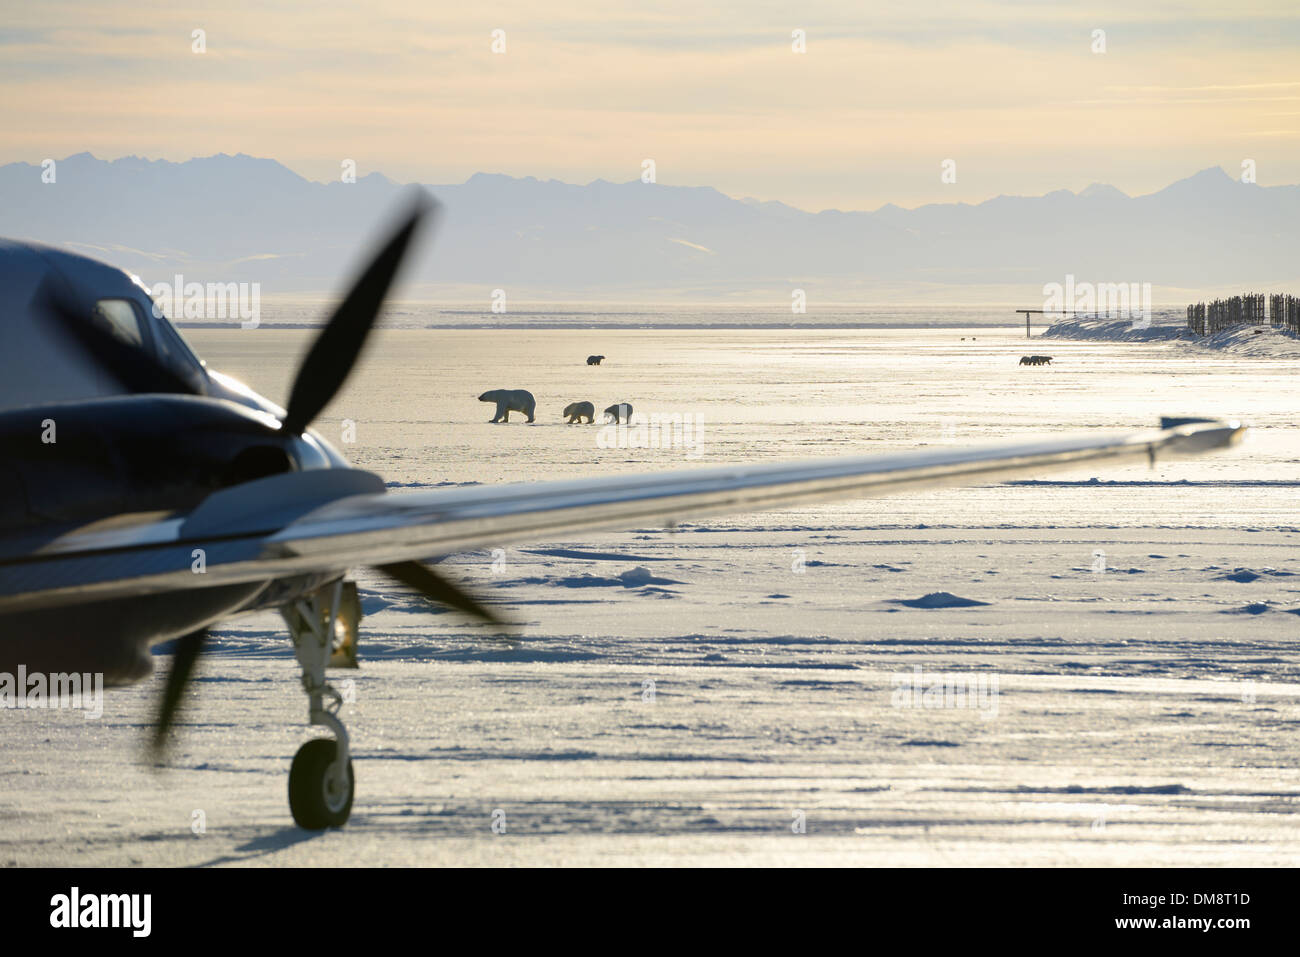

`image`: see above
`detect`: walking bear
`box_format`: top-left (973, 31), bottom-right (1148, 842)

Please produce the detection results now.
top-left (603, 402), bottom-right (633, 424)
top-left (586, 355), bottom-right (605, 365)
top-left (479, 389), bottom-right (536, 423)
top-left (563, 401), bottom-right (595, 424)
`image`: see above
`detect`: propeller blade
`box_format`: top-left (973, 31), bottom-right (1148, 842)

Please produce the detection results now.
top-left (281, 193), bottom-right (435, 435)
top-left (375, 561), bottom-right (508, 627)
top-left (150, 630), bottom-right (206, 759)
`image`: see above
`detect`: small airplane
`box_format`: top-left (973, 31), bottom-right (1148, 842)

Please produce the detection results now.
top-left (0, 193), bottom-right (1245, 829)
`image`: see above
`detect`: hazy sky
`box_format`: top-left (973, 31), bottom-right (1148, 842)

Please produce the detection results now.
top-left (3, 1), bottom-right (1298, 210)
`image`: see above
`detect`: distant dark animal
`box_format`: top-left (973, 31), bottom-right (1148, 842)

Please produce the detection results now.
top-left (1018, 355), bottom-right (1053, 366)
top-left (586, 355), bottom-right (605, 365)
top-left (563, 401), bottom-right (595, 424)
top-left (478, 388), bottom-right (536, 423)
top-left (603, 402), bottom-right (633, 424)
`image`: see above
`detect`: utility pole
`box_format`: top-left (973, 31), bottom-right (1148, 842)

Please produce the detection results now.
top-left (1015, 309), bottom-right (1087, 339)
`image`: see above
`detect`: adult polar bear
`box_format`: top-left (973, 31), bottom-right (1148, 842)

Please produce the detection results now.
top-left (479, 389), bottom-right (536, 423)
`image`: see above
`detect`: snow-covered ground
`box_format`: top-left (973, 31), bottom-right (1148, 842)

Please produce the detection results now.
top-left (2, 327), bottom-right (1296, 866)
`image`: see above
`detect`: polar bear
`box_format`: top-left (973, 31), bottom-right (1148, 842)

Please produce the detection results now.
top-left (586, 355), bottom-right (605, 365)
top-left (478, 389), bottom-right (536, 423)
top-left (603, 402), bottom-right (633, 424)
top-left (563, 401), bottom-right (595, 424)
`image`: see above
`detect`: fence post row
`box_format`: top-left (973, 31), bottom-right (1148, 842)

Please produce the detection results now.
top-left (1186, 293), bottom-right (1295, 335)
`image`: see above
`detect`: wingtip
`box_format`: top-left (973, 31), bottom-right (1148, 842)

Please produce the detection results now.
top-left (1157, 416), bottom-right (1247, 453)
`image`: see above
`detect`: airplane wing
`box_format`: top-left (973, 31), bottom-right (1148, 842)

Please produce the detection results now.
top-left (0, 417), bottom-right (1244, 614)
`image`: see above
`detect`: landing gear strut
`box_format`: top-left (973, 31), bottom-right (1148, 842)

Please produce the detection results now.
top-left (281, 581), bottom-right (359, 829)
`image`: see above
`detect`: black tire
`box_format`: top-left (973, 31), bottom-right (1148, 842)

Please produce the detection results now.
top-left (288, 738), bottom-right (354, 830)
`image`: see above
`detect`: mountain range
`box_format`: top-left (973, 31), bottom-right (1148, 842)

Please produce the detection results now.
top-left (2, 153), bottom-right (1296, 301)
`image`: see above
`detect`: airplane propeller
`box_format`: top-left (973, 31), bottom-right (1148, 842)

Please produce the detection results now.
top-left (376, 560), bottom-right (505, 625)
top-left (150, 193), bottom-right (510, 759)
top-left (150, 630), bottom-right (205, 758)
top-left (280, 193), bottom-right (433, 436)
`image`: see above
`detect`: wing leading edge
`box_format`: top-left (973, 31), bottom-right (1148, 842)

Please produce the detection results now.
top-left (0, 418), bottom-right (1245, 613)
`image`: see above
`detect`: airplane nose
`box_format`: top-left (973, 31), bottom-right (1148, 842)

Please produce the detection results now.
top-left (301, 428), bottom-right (351, 469)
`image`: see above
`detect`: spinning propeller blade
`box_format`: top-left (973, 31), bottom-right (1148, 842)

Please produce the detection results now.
top-left (150, 192), bottom-right (441, 760)
top-left (281, 193), bottom-right (434, 435)
top-left (150, 630), bottom-right (206, 759)
top-left (375, 560), bottom-right (508, 627)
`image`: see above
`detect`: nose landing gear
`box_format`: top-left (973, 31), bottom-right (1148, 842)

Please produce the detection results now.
top-left (281, 581), bottom-right (360, 829)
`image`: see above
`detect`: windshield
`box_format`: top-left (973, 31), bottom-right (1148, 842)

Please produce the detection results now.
top-left (91, 299), bottom-right (147, 348)
top-left (150, 311), bottom-right (208, 392)
top-left (97, 296), bottom-right (208, 393)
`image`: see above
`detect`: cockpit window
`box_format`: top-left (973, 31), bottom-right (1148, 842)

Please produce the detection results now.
top-left (92, 299), bottom-right (146, 347)
top-left (91, 296), bottom-right (207, 393)
top-left (152, 314), bottom-right (207, 390)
